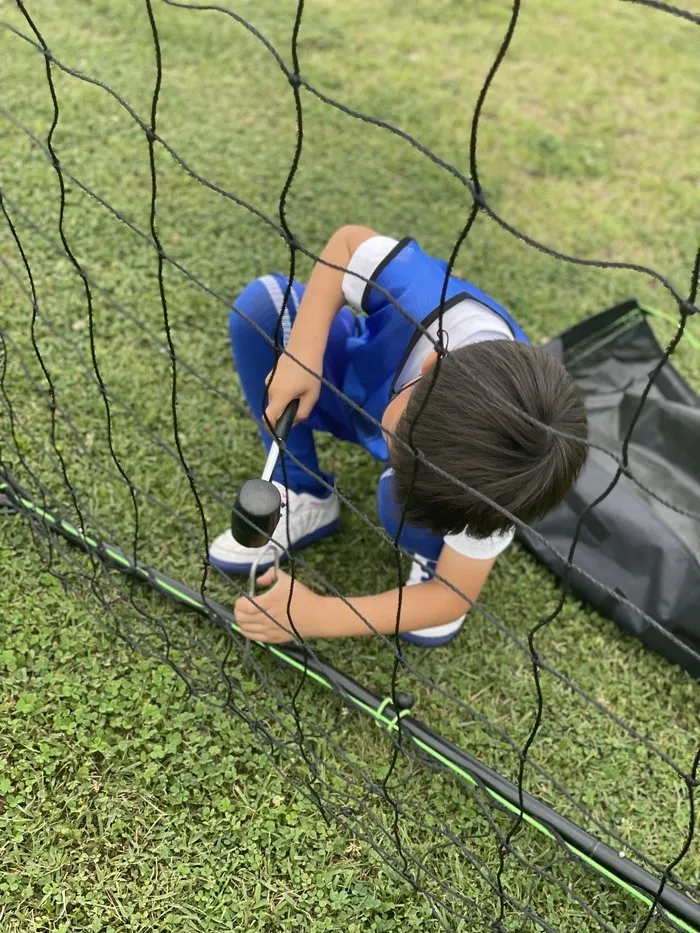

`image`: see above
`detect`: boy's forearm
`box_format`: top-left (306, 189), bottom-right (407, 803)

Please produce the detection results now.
top-left (287, 225), bottom-right (374, 363)
top-left (307, 582), bottom-right (469, 639)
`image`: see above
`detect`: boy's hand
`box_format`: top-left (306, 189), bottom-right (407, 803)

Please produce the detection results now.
top-left (264, 352), bottom-right (322, 428)
top-left (234, 568), bottom-right (323, 643)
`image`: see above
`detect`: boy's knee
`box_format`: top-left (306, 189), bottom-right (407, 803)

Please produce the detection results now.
top-left (228, 276), bottom-right (277, 346)
top-left (376, 468), bottom-right (401, 537)
top-left (377, 467), bottom-right (443, 559)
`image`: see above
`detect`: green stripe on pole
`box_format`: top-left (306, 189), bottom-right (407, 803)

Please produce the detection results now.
top-left (645, 306), bottom-right (700, 350)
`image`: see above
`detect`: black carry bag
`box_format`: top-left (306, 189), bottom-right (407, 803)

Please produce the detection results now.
top-left (519, 299), bottom-right (700, 678)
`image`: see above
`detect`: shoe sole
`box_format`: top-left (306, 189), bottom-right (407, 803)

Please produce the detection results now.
top-left (208, 518), bottom-right (342, 575)
top-left (399, 625), bottom-right (463, 647)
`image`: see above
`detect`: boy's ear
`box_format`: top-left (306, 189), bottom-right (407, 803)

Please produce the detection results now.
top-left (420, 350), bottom-right (440, 375)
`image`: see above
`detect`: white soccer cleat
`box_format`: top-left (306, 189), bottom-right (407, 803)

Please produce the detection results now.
top-left (399, 554), bottom-right (466, 647)
top-left (208, 482), bottom-right (341, 575)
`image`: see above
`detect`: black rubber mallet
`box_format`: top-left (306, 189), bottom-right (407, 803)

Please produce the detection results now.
top-left (230, 399), bottom-right (299, 548)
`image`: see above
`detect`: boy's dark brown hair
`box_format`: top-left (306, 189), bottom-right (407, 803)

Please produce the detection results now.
top-left (392, 341), bottom-right (588, 539)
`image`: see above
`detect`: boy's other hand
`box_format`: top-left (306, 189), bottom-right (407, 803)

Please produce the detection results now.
top-left (264, 352), bottom-right (322, 428)
top-left (234, 568), bottom-right (321, 643)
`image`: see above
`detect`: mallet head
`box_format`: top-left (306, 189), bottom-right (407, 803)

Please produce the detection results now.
top-left (230, 398), bottom-right (299, 548)
top-left (231, 478), bottom-right (282, 549)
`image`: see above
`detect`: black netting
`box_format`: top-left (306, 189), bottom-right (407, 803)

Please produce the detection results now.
top-left (1, 0), bottom-right (699, 930)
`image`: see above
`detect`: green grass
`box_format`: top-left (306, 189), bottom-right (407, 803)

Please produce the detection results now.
top-left (1, 0), bottom-right (699, 929)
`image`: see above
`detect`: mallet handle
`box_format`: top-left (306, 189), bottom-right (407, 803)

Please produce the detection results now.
top-left (261, 399), bottom-right (300, 482)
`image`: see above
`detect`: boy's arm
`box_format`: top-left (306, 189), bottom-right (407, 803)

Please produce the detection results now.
top-left (265, 224), bottom-right (378, 426)
top-left (234, 545), bottom-right (496, 643)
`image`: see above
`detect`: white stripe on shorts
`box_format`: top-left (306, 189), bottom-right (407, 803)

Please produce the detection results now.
top-left (259, 274), bottom-right (293, 347)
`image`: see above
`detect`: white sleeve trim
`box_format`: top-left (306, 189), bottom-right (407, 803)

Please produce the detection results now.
top-left (443, 526), bottom-right (515, 560)
top-left (342, 235), bottom-right (400, 309)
